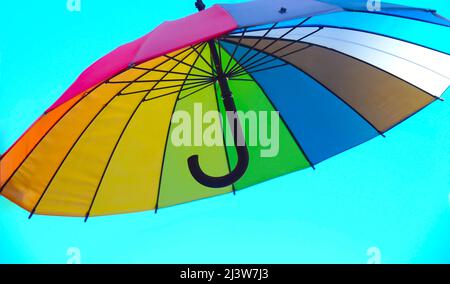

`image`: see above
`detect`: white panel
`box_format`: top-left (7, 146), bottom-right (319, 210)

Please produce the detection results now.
top-left (316, 28), bottom-right (450, 79)
top-left (229, 27), bottom-right (450, 98)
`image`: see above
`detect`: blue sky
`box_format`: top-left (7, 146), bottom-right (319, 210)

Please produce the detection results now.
top-left (0, 0), bottom-right (449, 263)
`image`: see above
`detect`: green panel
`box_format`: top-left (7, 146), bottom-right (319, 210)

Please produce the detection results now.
top-left (158, 45), bottom-right (232, 208)
top-left (217, 45), bottom-right (311, 190)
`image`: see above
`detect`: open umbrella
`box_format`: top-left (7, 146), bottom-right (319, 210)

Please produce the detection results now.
top-left (1, 0), bottom-right (449, 220)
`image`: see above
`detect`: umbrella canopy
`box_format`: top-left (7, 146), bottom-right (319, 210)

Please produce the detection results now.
top-left (1, 0), bottom-right (449, 219)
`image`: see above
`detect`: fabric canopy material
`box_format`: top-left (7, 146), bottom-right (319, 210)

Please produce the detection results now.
top-left (1, 0), bottom-right (449, 219)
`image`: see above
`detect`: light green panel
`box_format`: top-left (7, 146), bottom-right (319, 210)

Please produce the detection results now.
top-left (157, 45), bottom-right (232, 208)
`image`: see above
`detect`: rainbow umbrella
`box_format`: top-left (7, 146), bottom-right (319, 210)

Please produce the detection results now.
top-left (1, 0), bottom-right (449, 220)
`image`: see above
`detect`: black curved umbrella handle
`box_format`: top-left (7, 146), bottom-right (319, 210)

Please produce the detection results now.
top-left (187, 26), bottom-right (249, 188)
top-left (188, 96), bottom-right (249, 188)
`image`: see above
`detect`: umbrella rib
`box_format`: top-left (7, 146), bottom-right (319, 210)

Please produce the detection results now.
top-left (231, 62), bottom-right (290, 78)
top-left (190, 44), bottom-right (215, 76)
top-left (0, 84), bottom-right (102, 194)
top-left (177, 81), bottom-right (215, 101)
top-left (312, 41), bottom-right (444, 102)
top-left (223, 27), bottom-right (247, 74)
top-left (228, 27), bottom-right (448, 98)
top-left (142, 79), bottom-right (211, 91)
top-left (145, 81), bottom-right (212, 102)
top-left (314, 33), bottom-right (450, 80)
top-left (227, 38), bottom-right (387, 137)
top-left (154, 44), bottom-right (207, 213)
top-left (225, 33), bottom-right (443, 102)
top-left (229, 45), bottom-right (312, 78)
top-left (227, 37), bottom-right (444, 136)
top-left (120, 79), bottom-right (212, 96)
top-left (242, 23), bottom-right (450, 57)
top-left (144, 45), bottom-right (211, 104)
top-left (117, 45), bottom-right (210, 97)
top-left (164, 54), bottom-right (214, 77)
top-left (219, 44), bottom-right (317, 170)
top-left (28, 86), bottom-right (129, 219)
top-left (27, 46), bottom-right (195, 219)
top-left (108, 77), bottom-right (210, 84)
top-left (228, 78), bottom-right (254, 82)
top-left (228, 17), bottom-right (311, 76)
top-left (226, 23), bottom-right (277, 76)
top-left (217, 39), bottom-right (224, 72)
top-left (236, 43), bottom-right (388, 137)
top-left (84, 94), bottom-right (148, 222)
top-left (226, 27), bottom-right (321, 76)
top-left (84, 44), bottom-right (207, 221)
top-left (1, 47), bottom-right (195, 197)
top-left (131, 67), bottom-right (211, 78)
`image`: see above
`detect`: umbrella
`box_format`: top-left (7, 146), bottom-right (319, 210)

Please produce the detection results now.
top-left (1, 0), bottom-right (449, 220)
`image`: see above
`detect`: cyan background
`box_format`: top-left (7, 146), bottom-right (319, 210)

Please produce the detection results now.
top-left (0, 0), bottom-right (449, 263)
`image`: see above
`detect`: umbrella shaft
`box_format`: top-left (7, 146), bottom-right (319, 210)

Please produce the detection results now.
top-left (208, 40), bottom-right (232, 98)
top-left (207, 40), bottom-right (242, 145)
top-left (187, 0), bottom-right (249, 188)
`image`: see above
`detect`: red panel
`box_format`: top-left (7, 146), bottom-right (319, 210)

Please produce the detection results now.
top-left (47, 5), bottom-right (237, 112)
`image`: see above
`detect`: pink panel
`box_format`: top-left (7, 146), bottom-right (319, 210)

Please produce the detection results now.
top-left (47, 5), bottom-right (237, 111)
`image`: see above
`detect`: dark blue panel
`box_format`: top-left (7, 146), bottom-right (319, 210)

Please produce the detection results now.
top-left (221, 41), bottom-right (379, 165)
top-left (221, 0), bottom-right (450, 29)
top-left (318, 0), bottom-right (450, 27)
top-left (377, 10), bottom-right (450, 27)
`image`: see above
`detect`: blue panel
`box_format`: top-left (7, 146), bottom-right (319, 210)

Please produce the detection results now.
top-left (319, 0), bottom-right (450, 27)
top-left (221, 41), bottom-right (379, 165)
top-left (220, 0), bottom-right (341, 28)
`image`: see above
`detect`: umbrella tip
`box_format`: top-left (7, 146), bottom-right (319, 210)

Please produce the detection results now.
top-left (195, 0), bottom-right (206, 12)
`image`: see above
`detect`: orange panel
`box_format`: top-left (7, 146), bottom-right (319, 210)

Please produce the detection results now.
top-left (1, 83), bottom-right (128, 212)
top-left (0, 94), bottom-right (83, 188)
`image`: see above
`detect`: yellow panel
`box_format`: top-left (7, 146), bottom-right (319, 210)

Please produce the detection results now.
top-left (122, 81), bottom-right (158, 95)
top-left (1, 46), bottom-right (196, 215)
top-left (90, 93), bottom-right (178, 216)
top-left (1, 83), bottom-right (127, 212)
top-left (0, 94), bottom-right (82, 188)
top-left (36, 93), bottom-right (146, 216)
top-left (109, 68), bottom-right (147, 83)
top-left (144, 52), bottom-right (198, 100)
top-left (120, 50), bottom-right (197, 95)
